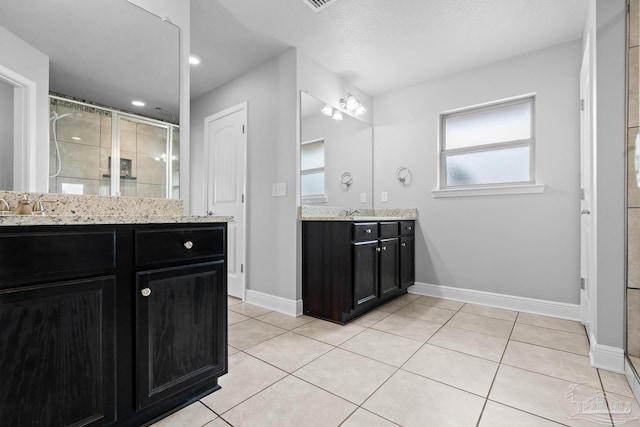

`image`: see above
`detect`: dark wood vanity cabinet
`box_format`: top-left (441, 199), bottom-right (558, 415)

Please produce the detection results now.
top-left (303, 219), bottom-right (415, 324)
top-left (0, 222), bottom-right (227, 427)
top-left (134, 227), bottom-right (227, 413)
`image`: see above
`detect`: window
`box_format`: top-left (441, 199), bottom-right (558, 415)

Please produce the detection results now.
top-left (439, 96), bottom-right (536, 193)
top-left (301, 139), bottom-right (326, 203)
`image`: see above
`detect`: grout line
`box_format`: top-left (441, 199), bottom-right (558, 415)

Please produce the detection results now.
top-left (221, 296), bottom-right (596, 426)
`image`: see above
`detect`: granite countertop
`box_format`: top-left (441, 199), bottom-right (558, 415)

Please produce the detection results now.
top-left (298, 206), bottom-right (417, 221)
top-left (0, 215), bottom-right (232, 226)
top-left (0, 191), bottom-right (231, 226)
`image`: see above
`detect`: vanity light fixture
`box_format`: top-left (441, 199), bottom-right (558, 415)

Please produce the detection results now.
top-left (189, 55), bottom-right (201, 65)
top-left (131, 100), bottom-right (145, 107)
top-left (339, 93), bottom-right (367, 116)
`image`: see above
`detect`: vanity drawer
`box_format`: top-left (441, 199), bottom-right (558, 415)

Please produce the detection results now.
top-left (400, 221), bottom-right (415, 236)
top-left (135, 227), bottom-right (224, 266)
top-left (352, 223), bottom-right (378, 242)
top-left (0, 231), bottom-right (116, 288)
top-left (379, 222), bottom-right (399, 238)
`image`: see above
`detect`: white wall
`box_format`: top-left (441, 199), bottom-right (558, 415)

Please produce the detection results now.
top-left (0, 80), bottom-right (13, 189)
top-left (374, 40), bottom-right (582, 304)
top-left (191, 50), bottom-right (299, 301)
top-left (0, 24), bottom-right (49, 192)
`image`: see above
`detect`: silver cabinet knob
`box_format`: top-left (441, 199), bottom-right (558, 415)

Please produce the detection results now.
top-left (141, 288), bottom-right (151, 297)
top-left (376, 247), bottom-right (381, 252)
top-left (407, 226), bottom-right (412, 231)
top-left (402, 242), bottom-right (406, 247)
top-left (365, 229), bottom-right (372, 234)
top-left (382, 246), bottom-right (387, 251)
top-left (184, 241), bottom-right (194, 249)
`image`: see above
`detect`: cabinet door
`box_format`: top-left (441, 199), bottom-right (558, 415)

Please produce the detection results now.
top-left (379, 238), bottom-right (400, 296)
top-left (0, 277), bottom-right (116, 427)
top-left (400, 236), bottom-right (415, 289)
top-left (135, 261), bottom-right (227, 410)
top-left (352, 241), bottom-right (378, 309)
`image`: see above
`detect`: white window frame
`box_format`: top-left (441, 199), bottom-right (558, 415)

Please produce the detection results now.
top-left (300, 138), bottom-right (327, 203)
top-left (433, 94), bottom-right (545, 198)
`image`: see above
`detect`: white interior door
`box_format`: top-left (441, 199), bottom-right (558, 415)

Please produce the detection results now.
top-left (205, 103), bottom-right (247, 299)
top-left (580, 37), bottom-right (594, 333)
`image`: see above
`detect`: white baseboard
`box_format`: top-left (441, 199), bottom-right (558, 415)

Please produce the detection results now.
top-left (410, 282), bottom-right (581, 320)
top-left (410, 282), bottom-right (625, 373)
top-left (244, 289), bottom-right (302, 317)
top-left (590, 334), bottom-right (625, 373)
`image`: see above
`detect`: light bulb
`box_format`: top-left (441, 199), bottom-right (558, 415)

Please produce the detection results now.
top-left (339, 98), bottom-right (347, 109)
top-left (355, 105), bottom-right (367, 116)
top-left (332, 110), bottom-right (343, 120)
top-left (345, 95), bottom-right (358, 110)
top-left (321, 105), bottom-right (333, 116)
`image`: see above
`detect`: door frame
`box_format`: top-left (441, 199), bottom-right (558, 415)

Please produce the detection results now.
top-left (203, 102), bottom-right (248, 300)
top-left (0, 64), bottom-right (37, 192)
top-left (580, 34), bottom-right (596, 337)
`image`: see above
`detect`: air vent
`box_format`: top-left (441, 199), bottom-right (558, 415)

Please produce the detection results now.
top-left (302, 0), bottom-right (338, 12)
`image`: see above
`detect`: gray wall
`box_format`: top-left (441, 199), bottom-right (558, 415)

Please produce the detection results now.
top-left (301, 113), bottom-right (373, 207)
top-left (592, 0), bottom-right (626, 350)
top-left (373, 40), bottom-right (582, 304)
top-left (0, 81), bottom-right (13, 189)
top-left (191, 49), bottom-right (298, 301)
top-left (0, 24), bottom-right (48, 191)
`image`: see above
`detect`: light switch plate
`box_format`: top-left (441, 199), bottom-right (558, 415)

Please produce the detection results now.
top-left (381, 191), bottom-right (388, 202)
top-left (360, 193), bottom-right (367, 203)
top-left (272, 182), bottom-right (287, 197)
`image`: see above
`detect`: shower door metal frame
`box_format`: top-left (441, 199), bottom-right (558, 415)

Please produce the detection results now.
top-left (112, 113), bottom-right (174, 199)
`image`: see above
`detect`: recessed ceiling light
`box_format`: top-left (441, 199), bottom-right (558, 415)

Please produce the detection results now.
top-left (132, 100), bottom-right (145, 107)
top-left (189, 56), bottom-right (201, 65)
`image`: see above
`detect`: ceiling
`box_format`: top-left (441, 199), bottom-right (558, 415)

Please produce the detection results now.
top-left (191, 0), bottom-right (588, 99)
top-left (0, 0), bottom-right (180, 123)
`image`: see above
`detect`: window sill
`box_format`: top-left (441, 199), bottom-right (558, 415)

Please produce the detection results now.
top-left (301, 194), bottom-right (328, 204)
top-left (431, 184), bottom-right (545, 198)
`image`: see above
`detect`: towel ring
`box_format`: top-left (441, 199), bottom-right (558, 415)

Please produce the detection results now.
top-left (340, 172), bottom-right (353, 189)
top-left (396, 166), bottom-right (411, 186)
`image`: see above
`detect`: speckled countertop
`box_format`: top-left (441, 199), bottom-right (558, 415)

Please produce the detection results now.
top-left (0, 191), bottom-right (231, 226)
top-left (299, 205), bottom-right (417, 221)
top-left (0, 215), bottom-right (232, 226)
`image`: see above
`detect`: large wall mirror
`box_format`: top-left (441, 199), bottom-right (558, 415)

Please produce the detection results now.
top-left (0, 0), bottom-right (180, 195)
top-left (300, 91), bottom-right (373, 209)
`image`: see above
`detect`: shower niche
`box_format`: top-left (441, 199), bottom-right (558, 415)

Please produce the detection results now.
top-left (49, 96), bottom-right (180, 199)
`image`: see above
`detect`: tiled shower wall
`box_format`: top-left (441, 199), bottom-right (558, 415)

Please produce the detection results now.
top-left (48, 97), bottom-right (179, 199)
top-left (628, 0), bottom-right (640, 364)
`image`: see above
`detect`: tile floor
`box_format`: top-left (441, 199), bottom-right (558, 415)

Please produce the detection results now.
top-left (152, 294), bottom-right (640, 427)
